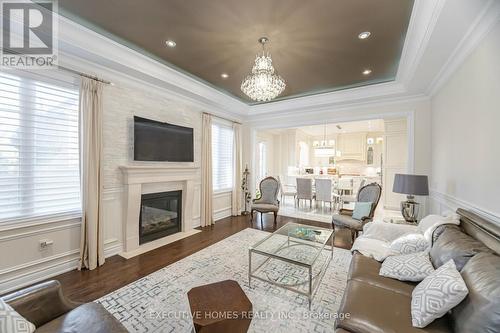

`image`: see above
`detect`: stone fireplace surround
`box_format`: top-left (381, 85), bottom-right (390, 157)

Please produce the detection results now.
top-left (119, 165), bottom-right (201, 259)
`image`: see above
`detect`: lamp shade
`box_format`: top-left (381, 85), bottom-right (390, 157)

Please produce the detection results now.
top-left (393, 174), bottom-right (429, 196)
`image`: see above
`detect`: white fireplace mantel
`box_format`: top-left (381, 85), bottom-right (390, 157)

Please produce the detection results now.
top-left (119, 165), bottom-right (201, 259)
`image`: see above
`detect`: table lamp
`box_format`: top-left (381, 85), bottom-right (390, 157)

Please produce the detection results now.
top-left (392, 174), bottom-right (429, 223)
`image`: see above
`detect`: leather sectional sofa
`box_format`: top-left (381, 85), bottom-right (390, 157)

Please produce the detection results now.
top-left (335, 208), bottom-right (500, 333)
top-left (1, 280), bottom-right (128, 333)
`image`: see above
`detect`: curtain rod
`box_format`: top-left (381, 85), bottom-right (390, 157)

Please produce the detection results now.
top-left (57, 65), bottom-right (113, 85)
top-left (203, 112), bottom-right (242, 125)
top-left (5, 50), bottom-right (113, 85)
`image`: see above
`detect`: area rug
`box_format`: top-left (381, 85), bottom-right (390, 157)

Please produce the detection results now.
top-left (97, 228), bottom-right (352, 333)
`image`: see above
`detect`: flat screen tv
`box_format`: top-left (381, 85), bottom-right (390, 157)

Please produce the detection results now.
top-left (134, 116), bottom-right (194, 162)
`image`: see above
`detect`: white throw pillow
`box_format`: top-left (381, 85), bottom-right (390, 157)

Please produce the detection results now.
top-left (390, 233), bottom-right (428, 255)
top-left (0, 299), bottom-right (36, 333)
top-left (411, 260), bottom-right (469, 328)
top-left (380, 252), bottom-right (434, 282)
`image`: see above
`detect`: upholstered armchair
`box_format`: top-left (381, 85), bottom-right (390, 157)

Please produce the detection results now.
top-left (332, 182), bottom-right (382, 241)
top-left (251, 176), bottom-right (280, 224)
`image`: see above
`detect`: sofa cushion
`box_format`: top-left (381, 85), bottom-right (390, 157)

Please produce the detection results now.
top-left (451, 252), bottom-right (500, 333)
top-left (430, 226), bottom-right (492, 270)
top-left (336, 280), bottom-right (452, 333)
top-left (35, 303), bottom-right (127, 333)
top-left (349, 253), bottom-right (415, 297)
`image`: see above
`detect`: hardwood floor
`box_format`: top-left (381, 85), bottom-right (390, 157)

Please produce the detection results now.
top-left (25, 214), bottom-right (352, 303)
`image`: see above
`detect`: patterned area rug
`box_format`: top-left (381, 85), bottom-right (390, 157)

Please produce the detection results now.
top-left (97, 228), bottom-right (352, 333)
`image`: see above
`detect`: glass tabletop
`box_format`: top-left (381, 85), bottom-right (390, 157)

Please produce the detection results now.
top-left (250, 223), bottom-right (334, 266)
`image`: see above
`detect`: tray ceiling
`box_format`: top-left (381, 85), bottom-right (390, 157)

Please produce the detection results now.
top-left (59, 0), bottom-right (414, 103)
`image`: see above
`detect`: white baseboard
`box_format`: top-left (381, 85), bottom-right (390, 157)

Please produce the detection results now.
top-left (429, 189), bottom-right (500, 225)
top-left (0, 240), bottom-right (122, 295)
top-left (214, 207), bottom-right (232, 222)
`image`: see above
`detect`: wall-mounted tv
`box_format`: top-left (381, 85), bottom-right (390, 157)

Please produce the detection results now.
top-left (134, 116), bottom-right (194, 162)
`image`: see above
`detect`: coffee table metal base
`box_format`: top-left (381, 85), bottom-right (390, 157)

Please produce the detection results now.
top-left (248, 235), bottom-right (333, 309)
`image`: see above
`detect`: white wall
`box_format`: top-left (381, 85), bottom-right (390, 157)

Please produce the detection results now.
top-left (429, 21), bottom-right (500, 223)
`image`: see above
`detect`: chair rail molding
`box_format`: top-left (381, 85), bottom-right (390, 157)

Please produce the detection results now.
top-left (430, 189), bottom-right (500, 225)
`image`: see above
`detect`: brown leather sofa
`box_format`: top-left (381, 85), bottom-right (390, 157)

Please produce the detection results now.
top-left (1, 280), bottom-right (128, 333)
top-left (335, 208), bottom-right (500, 333)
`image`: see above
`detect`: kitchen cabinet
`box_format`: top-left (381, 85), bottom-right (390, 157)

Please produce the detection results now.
top-left (337, 132), bottom-right (366, 161)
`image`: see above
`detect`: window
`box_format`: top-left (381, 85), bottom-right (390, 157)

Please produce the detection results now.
top-left (0, 71), bottom-right (80, 223)
top-left (258, 141), bottom-right (267, 181)
top-left (299, 141), bottom-right (309, 167)
top-left (212, 121), bottom-right (233, 192)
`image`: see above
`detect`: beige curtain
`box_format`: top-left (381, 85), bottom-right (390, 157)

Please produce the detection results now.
top-left (232, 123), bottom-right (242, 216)
top-left (78, 77), bottom-right (105, 270)
top-left (201, 113), bottom-right (214, 226)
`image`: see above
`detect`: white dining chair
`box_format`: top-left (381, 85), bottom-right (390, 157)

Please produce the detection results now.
top-left (296, 178), bottom-right (314, 208)
top-left (315, 178), bottom-right (335, 210)
top-left (277, 175), bottom-right (297, 206)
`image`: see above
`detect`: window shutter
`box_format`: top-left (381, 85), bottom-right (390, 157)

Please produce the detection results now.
top-left (211, 122), bottom-right (234, 192)
top-left (0, 71), bottom-right (81, 222)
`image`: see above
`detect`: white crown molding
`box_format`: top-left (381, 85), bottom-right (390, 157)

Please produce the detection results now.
top-left (52, 0), bottom-right (493, 122)
top-left (245, 94), bottom-right (427, 128)
top-left (396, 0), bottom-right (447, 85)
top-left (426, 0), bottom-right (500, 96)
top-left (56, 14), bottom-right (248, 121)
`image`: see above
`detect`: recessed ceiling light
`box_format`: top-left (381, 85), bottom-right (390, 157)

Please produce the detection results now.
top-left (363, 69), bottom-right (372, 75)
top-left (165, 40), bottom-right (176, 48)
top-left (221, 73), bottom-right (229, 79)
top-left (358, 31), bottom-right (371, 40)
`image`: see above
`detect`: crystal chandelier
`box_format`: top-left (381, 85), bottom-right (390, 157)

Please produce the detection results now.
top-left (241, 37), bottom-right (286, 102)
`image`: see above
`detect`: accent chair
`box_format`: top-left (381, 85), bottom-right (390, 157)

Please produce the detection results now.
top-left (332, 182), bottom-right (382, 241)
top-left (251, 176), bottom-right (280, 224)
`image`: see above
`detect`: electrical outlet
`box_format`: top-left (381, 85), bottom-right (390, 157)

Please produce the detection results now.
top-left (39, 239), bottom-right (53, 250)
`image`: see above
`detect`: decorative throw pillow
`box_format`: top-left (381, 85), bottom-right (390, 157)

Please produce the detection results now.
top-left (380, 252), bottom-right (434, 282)
top-left (352, 202), bottom-right (372, 220)
top-left (0, 299), bottom-right (36, 333)
top-left (411, 260), bottom-right (469, 328)
top-left (390, 233), bottom-right (428, 255)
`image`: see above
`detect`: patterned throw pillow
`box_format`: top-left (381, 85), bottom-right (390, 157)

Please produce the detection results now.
top-left (411, 260), bottom-right (469, 328)
top-left (390, 233), bottom-right (428, 255)
top-left (0, 299), bottom-right (36, 333)
top-left (379, 252), bottom-right (434, 282)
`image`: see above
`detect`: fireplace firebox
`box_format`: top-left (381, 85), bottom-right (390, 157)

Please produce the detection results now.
top-left (139, 190), bottom-right (182, 245)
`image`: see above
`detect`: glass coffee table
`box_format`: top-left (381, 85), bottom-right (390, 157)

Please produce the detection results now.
top-left (248, 223), bottom-right (334, 308)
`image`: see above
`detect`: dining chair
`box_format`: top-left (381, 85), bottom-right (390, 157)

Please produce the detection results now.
top-left (315, 178), bottom-right (335, 210)
top-left (340, 178), bottom-right (366, 209)
top-left (296, 178), bottom-right (314, 208)
top-left (277, 175), bottom-right (297, 206)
